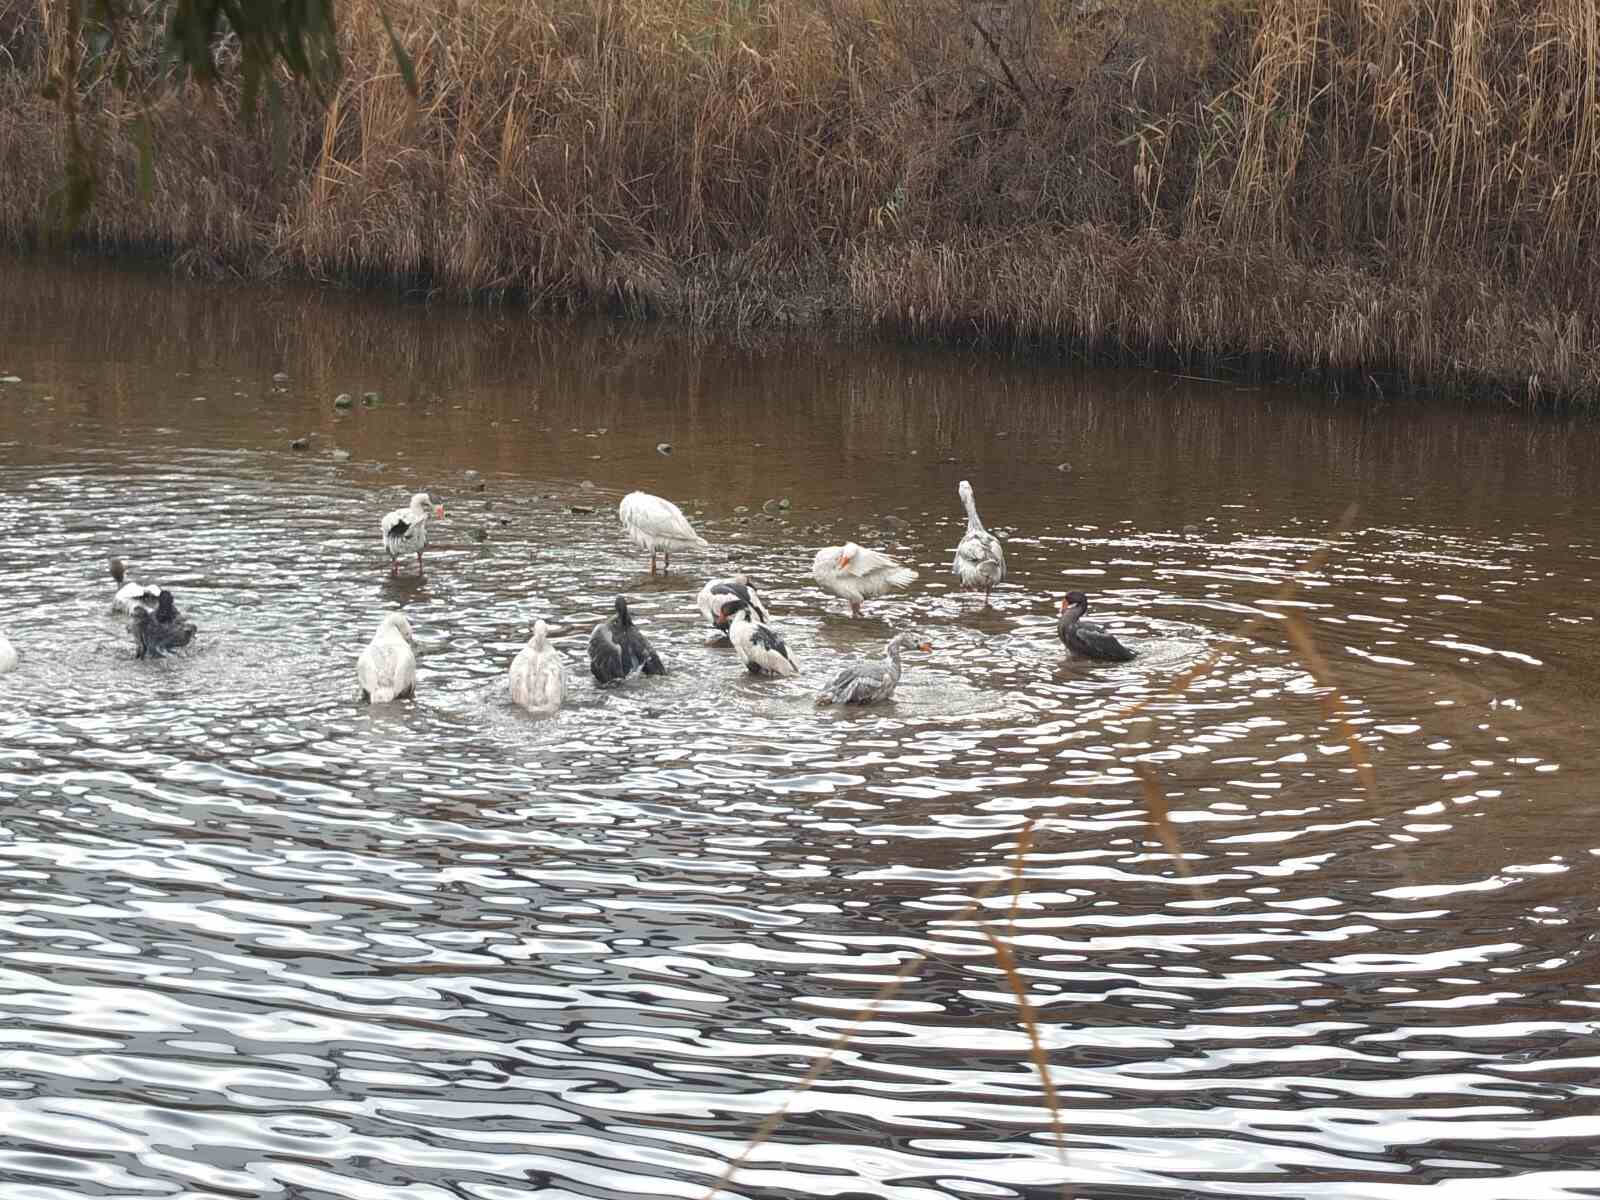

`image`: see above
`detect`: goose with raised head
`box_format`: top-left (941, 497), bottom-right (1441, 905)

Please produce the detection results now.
top-left (509, 619), bottom-right (567, 715)
top-left (110, 558), bottom-right (161, 614)
top-left (952, 480), bottom-right (1005, 604)
top-left (724, 599), bottom-right (799, 677)
top-left (588, 595), bottom-right (667, 684)
top-left (816, 631), bottom-right (932, 705)
top-left (357, 612), bottom-right (417, 701)
top-left (381, 492), bottom-right (445, 576)
top-left (619, 491), bottom-right (708, 574)
top-left (812, 542), bottom-right (917, 618)
top-left (1058, 591), bottom-right (1134, 662)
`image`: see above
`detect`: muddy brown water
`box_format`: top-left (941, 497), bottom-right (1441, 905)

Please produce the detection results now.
top-left (1, 254), bottom-right (1598, 1199)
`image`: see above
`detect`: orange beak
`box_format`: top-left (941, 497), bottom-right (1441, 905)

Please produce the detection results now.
top-left (434, 504), bottom-right (445, 519)
top-left (918, 641), bottom-right (932, 652)
top-left (839, 552), bottom-right (852, 568)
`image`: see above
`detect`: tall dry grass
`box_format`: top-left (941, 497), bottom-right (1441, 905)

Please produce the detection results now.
top-left (3, 0), bottom-right (1598, 403)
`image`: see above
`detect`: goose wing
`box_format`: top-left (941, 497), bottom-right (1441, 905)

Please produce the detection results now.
top-left (620, 492), bottom-right (706, 546)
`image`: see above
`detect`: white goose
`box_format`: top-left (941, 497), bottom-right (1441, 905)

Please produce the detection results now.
top-left (381, 492), bottom-right (444, 576)
top-left (110, 558), bottom-right (161, 614)
top-left (509, 619), bottom-right (566, 715)
top-left (0, 632), bottom-right (16, 674)
top-left (619, 491), bottom-right (708, 574)
top-left (952, 480), bottom-right (1005, 604)
top-left (357, 612), bottom-right (417, 702)
top-left (811, 542), bottom-right (917, 618)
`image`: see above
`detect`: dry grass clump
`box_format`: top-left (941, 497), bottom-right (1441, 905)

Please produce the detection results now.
top-left (3, 0), bottom-right (1599, 403)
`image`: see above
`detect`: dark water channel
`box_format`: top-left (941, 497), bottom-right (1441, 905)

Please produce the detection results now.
top-left (1, 256), bottom-right (1599, 1199)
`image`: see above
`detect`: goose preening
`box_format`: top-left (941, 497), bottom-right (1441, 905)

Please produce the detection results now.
top-left (696, 573), bottom-right (771, 641)
top-left (724, 599), bottom-right (799, 677)
top-left (812, 542), bottom-right (918, 618)
top-left (952, 480), bottom-right (1005, 604)
top-left (110, 558), bottom-right (161, 614)
top-left (588, 595), bottom-right (666, 684)
top-left (816, 631), bottom-right (932, 705)
top-left (382, 492), bottom-right (445, 576)
top-left (509, 619), bottom-right (567, 715)
top-left (357, 612), bottom-right (417, 701)
top-left (1058, 591), bottom-right (1135, 662)
top-left (0, 633), bottom-right (16, 674)
top-left (131, 590), bottom-right (196, 660)
top-left (619, 491), bottom-right (708, 574)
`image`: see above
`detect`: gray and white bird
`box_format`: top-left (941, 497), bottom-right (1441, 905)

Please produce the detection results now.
top-left (1058, 591), bottom-right (1134, 662)
top-left (811, 542), bottom-right (917, 618)
top-left (724, 599), bottom-right (799, 677)
top-left (952, 480), bottom-right (1005, 604)
top-left (588, 595), bottom-right (666, 684)
top-left (815, 631), bottom-right (932, 705)
top-left (619, 491), bottom-right (708, 574)
top-left (131, 590), bottom-right (196, 660)
top-left (0, 632), bottom-right (17, 674)
top-left (509, 619), bottom-right (566, 715)
top-left (357, 612), bottom-right (417, 701)
top-left (381, 492), bottom-right (444, 576)
top-left (109, 558), bottom-right (161, 614)
top-left (697, 573), bottom-right (770, 642)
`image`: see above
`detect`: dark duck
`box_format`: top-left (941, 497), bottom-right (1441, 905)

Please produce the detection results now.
top-left (588, 595), bottom-right (666, 685)
top-left (132, 590), bottom-right (197, 659)
top-left (1057, 591), bottom-right (1134, 662)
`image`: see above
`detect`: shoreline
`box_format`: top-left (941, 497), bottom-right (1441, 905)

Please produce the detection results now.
top-left (4, 0), bottom-right (1595, 408)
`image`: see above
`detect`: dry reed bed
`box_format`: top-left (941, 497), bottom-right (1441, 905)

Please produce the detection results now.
top-left (3, 0), bottom-right (1598, 403)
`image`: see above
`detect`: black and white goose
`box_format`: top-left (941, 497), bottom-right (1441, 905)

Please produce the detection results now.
top-left (816, 631), bottom-right (931, 705)
top-left (131, 590), bottom-right (197, 660)
top-left (1058, 591), bottom-right (1134, 662)
top-left (110, 558), bottom-right (161, 614)
top-left (696, 573), bottom-right (770, 642)
top-left (381, 492), bottom-right (444, 576)
top-left (588, 595), bottom-right (666, 685)
top-left (723, 599), bottom-right (798, 677)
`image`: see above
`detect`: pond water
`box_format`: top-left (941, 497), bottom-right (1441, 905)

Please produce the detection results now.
top-left (1, 254), bottom-right (1598, 1200)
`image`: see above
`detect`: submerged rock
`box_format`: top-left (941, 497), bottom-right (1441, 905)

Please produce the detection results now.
top-left (289, 437), bottom-right (310, 451)
top-left (272, 371), bottom-right (289, 383)
top-left (362, 391), bottom-right (380, 406)
top-left (656, 442), bottom-right (673, 455)
top-left (330, 448), bottom-right (352, 462)
top-left (334, 393), bottom-right (354, 409)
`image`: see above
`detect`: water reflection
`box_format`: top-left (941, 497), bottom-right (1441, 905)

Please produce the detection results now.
top-left (0, 253), bottom-right (1598, 1199)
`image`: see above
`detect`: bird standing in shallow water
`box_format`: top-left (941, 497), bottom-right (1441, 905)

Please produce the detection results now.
top-left (382, 492), bottom-right (444, 576)
top-left (1058, 591), bottom-right (1135, 662)
top-left (589, 595), bottom-right (667, 684)
top-left (619, 491), bottom-right (708, 574)
top-left (816, 631), bottom-right (932, 705)
top-left (132, 590), bottom-right (196, 660)
top-left (357, 612), bottom-right (417, 701)
top-left (509, 619), bottom-right (566, 715)
top-left (697, 573), bottom-right (770, 642)
top-left (724, 599), bottom-right (799, 676)
top-left (109, 558), bottom-right (161, 614)
top-left (952, 480), bottom-right (1005, 605)
top-left (812, 542), bottom-right (917, 618)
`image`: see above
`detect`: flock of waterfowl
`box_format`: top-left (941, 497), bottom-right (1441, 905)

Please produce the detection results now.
top-left (0, 480), bottom-right (1137, 706)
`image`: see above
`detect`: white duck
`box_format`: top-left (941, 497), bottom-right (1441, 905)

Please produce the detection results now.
top-left (811, 542), bottom-right (917, 618)
top-left (110, 558), bottom-right (161, 614)
top-left (952, 480), bottom-right (1005, 604)
top-left (0, 632), bottom-right (17, 674)
top-left (357, 612), bottom-right (417, 702)
top-left (381, 492), bottom-right (445, 576)
top-left (725, 600), bottom-right (799, 677)
top-left (619, 491), bottom-right (708, 574)
top-left (509, 619), bottom-right (567, 715)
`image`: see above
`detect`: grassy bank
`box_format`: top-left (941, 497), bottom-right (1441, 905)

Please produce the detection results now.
top-left (3, 0), bottom-right (1598, 405)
